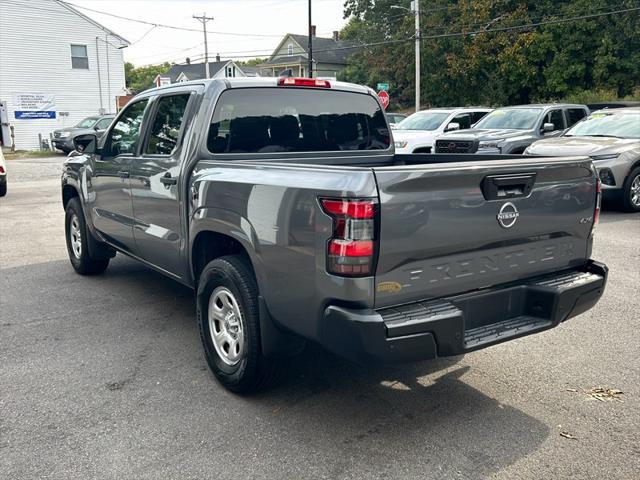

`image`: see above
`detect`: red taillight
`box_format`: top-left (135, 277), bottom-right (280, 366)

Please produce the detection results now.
top-left (320, 199), bottom-right (374, 219)
top-left (0, 166), bottom-right (4, 174)
top-left (278, 77), bottom-right (331, 88)
top-left (320, 198), bottom-right (377, 277)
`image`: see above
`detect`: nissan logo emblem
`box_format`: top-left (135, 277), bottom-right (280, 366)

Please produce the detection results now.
top-left (448, 142), bottom-right (457, 152)
top-left (497, 202), bottom-right (519, 228)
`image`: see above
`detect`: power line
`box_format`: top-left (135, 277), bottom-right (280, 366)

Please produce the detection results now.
top-left (131, 5), bottom-right (640, 66)
top-left (63, 1), bottom-right (284, 37)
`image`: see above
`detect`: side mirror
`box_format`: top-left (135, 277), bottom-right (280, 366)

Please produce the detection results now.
top-left (542, 122), bottom-right (555, 133)
top-left (446, 122), bottom-right (460, 132)
top-left (93, 124), bottom-right (100, 131)
top-left (73, 133), bottom-right (98, 154)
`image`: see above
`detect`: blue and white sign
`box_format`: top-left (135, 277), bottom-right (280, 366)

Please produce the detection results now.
top-left (13, 93), bottom-right (56, 119)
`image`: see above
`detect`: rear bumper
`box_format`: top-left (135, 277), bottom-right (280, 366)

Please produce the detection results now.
top-left (320, 260), bottom-right (608, 364)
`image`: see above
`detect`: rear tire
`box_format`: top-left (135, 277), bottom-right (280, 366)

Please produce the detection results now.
top-left (0, 181), bottom-right (6, 197)
top-left (621, 166), bottom-right (640, 212)
top-left (197, 255), bottom-right (275, 393)
top-left (65, 197), bottom-right (110, 275)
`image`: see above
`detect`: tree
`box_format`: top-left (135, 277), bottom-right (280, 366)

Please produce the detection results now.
top-left (124, 62), bottom-right (173, 94)
top-left (339, 0), bottom-right (640, 108)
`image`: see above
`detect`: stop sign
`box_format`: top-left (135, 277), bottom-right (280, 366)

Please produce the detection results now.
top-left (377, 90), bottom-right (390, 110)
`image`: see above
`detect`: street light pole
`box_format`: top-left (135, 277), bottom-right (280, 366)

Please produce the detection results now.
top-left (193, 13), bottom-right (214, 79)
top-left (413, 0), bottom-right (420, 112)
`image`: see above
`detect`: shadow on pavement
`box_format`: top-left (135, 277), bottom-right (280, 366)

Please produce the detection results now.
top-left (1, 256), bottom-right (550, 478)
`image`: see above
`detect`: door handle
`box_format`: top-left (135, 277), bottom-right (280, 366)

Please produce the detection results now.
top-left (160, 172), bottom-right (177, 186)
top-left (117, 170), bottom-right (129, 179)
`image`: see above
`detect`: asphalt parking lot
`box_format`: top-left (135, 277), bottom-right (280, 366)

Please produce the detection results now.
top-left (1, 155), bottom-right (639, 480)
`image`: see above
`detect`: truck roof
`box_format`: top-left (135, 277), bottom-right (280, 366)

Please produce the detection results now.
top-left (143, 76), bottom-right (373, 96)
top-left (497, 103), bottom-right (588, 109)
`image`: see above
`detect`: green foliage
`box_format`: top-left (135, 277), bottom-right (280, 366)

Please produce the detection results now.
top-left (124, 62), bottom-right (173, 94)
top-left (238, 58), bottom-right (268, 66)
top-left (340, 0), bottom-right (640, 108)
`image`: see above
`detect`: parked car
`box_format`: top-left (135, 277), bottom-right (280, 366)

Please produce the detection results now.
top-left (52, 115), bottom-right (114, 153)
top-left (62, 77), bottom-right (607, 393)
top-left (0, 148), bottom-right (6, 197)
top-left (386, 112), bottom-right (407, 128)
top-left (394, 107), bottom-right (492, 154)
top-left (586, 101), bottom-right (640, 112)
top-left (525, 107), bottom-right (640, 212)
top-left (435, 104), bottom-right (589, 154)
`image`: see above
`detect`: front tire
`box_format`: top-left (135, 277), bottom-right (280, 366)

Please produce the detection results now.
top-left (197, 255), bottom-right (275, 393)
top-left (0, 181), bottom-right (6, 197)
top-left (621, 166), bottom-right (640, 212)
top-left (65, 197), bottom-right (110, 275)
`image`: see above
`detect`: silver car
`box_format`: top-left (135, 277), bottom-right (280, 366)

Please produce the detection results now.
top-left (435, 104), bottom-right (590, 154)
top-left (525, 107), bottom-right (640, 212)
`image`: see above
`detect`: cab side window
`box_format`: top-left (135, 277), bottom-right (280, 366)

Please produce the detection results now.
top-left (450, 113), bottom-right (471, 130)
top-left (566, 108), bottom-right (587, 127)
top-left (544, 109), bottom-right (565, 131)
top-left (103, 100), bottom-right (148, 158)
top-left (95, 118), bottom-right (113, 130)
top-left (145, 94), bottom-right (191, 155)
top-left (471, 111), bottom-right (489, 124)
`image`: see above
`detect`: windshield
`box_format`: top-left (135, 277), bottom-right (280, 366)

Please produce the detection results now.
top-left (566, 112), bottom-right (640, 139)
top-left (395, 111), bottom-right (450, 131)
top-left (208, 88), bottom-right (390, 153)
top-left (75, 117), bottom-right (99, 128)
top-left (475, 108), bottom-right (542, 130)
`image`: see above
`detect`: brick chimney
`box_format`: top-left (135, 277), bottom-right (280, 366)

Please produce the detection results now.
top-left (333, 31), bottom-right (339, 41)
top-left (216, 53), bottom-right (221, 62)
top-left (185, 57), bottom-right (191, 64)
top-left (311, 25), bottom-right (316, 37)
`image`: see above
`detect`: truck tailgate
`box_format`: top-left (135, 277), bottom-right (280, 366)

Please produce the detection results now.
top-left (373, 157), bottom-right (597, 308)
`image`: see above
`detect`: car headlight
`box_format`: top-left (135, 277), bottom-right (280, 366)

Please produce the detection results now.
top-left (590, 153), bottom-right (619, 160)
top-left (59, 132), bottom-right (71, 138)
top-left (395, 141), bottom-right (408, 148)
top-left (478, 141), bottom-right (501, 149)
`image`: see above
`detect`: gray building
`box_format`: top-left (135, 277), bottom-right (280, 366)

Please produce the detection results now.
top-left (260, 31), bottom-right (358, 79)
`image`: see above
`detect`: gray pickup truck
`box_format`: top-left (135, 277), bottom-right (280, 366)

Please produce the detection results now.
top-left (61, 77), bottom-right (607, 393)
top-left (434, 104), bottom-right (589, 154)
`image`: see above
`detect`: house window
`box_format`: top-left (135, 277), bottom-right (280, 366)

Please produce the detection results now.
top-left (71, 44), bottom-right (89, 69)
top-left (300, 66), bottom-right (305, 77)
top-left (226, 65), bottom-right (235, 77)
top-left (287, 44), bottom-right (293, 55)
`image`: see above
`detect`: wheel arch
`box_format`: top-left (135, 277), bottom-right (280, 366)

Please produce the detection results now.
top-left (62, 183), bottom-right (80, 210)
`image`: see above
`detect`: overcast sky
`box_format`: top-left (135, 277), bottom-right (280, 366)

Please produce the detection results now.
top-left (68, 0), bottom-right (348, 66)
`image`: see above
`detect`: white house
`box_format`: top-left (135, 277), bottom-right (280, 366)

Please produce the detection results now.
top-left (153, 58), bottom-right (260, 88)
top-left (0, 0), bottom-right (129, 150)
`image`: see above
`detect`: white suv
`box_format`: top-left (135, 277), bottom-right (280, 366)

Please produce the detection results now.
top-left (393, 107), bottom-right (492, 154)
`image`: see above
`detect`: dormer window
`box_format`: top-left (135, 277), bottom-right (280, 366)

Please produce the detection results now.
top-left (287, 44), bottom-right (293, 55)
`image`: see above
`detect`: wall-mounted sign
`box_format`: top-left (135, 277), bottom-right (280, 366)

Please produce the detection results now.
top-left (13, 93), bottom-right (56, 119)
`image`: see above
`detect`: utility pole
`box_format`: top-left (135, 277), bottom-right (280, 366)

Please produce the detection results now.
top-left (308, 0), bottom-right (313, 78)
top-left (193, 13), bottom-right (214, 78)
top-left (412, 0), bottom-right (420, 112)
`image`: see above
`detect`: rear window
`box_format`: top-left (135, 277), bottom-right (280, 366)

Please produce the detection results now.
top-left (207, 88), bottom-right (390, 154)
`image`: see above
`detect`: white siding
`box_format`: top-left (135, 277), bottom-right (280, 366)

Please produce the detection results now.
top-left (0, 0), bottom-right (127, 150)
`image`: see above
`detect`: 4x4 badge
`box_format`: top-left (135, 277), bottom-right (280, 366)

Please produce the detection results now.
top-left (497, 202), bottom-right (519, 228)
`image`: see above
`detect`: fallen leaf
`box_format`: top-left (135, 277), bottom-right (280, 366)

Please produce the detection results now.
top-left (586, 387), bottom-right (624, 402)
